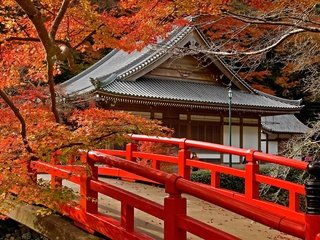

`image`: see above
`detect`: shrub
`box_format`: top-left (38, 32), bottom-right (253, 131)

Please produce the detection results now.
top-left (190, 170), bottom-right (244, 193)
top-left (190, 165), bottom-right (308, 211)
top-left (190, 170), bottom-right (211, 184)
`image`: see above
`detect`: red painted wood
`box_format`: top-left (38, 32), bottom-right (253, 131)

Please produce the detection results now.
top-left (211, 170), bottom-right (220, 188)
top-left (79, 152), bottom-right (98, 214)
top-left (164, 197), bottom-right (187, 240)
top-left (175, 177), bottom-right (305, 239)
top-left (245, 150), bottom-right (259, 199)
top-left (177, 215), bottom-right (240, 240)
top-left (50, 152), bottom-right (62, 189)
top-left (126, 143), bottom-right (137, 162)
top-left (255, 174), bottom-right (305, 195)
top-left (87, 150), bottom-right (306, 237)
top-left (90, 179), bottom-right (164, 220)
top-left (133, 152), bottom-right (177, 164)
top-left (305, 215), bottom-right (320, 240)
top-left (60, 205), bottom-right (153, 240)
top-left (29, 135), bottom-right (319, 240)
top-left (121, 202), bottom-right (134, 232)
top-left (178, 149), bottom-right (190, 180)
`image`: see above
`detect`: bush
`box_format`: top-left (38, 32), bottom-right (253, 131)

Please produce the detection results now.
top-left (190, 170), bottom-right (211, 184)
top-left (190, 166), bottom-right (308, 211)
top-left (190, 170), bottom-right (244, 193)
top-left (220, 174), bottom-right (244, 193)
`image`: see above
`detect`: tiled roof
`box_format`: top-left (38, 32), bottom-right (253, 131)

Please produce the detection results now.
top-left (262, 114), bottom-right (309, 134)
top-left (101, 78), bottom-right (302, 111)
top-left (60, 26), bottom-right (193, 95)
top-left (60, 25), bottom-right (302, 113)
top-left (60, 48), bottom-right (153, 95)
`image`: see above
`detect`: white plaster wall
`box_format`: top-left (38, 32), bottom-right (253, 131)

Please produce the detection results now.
top-left (243, 126), bottom-right (259, 150)
top-left (268, 141), bottom-right (279, 154)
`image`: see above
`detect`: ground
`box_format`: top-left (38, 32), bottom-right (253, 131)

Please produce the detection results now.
top-left (57, 176), bottom-right (299, 240)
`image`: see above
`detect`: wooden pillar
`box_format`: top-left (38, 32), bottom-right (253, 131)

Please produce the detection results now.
top-left (258, 117), bottom-right (262, 152)
top-left (164, 175), bottom-right (187, 240)
top-left (245, 149), bottom-right (259, 199)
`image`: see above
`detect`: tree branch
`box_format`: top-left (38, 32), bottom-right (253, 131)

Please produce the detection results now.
top-left (15, 0), bottom-right (63, 123)
top-left (73, 24), bottom-right (104, 49)
top-left (174, 29), bottom-right (305, 56)
top-left (50, 0), bottom-right (71, 40)
top-left (0, 89), bottom-right (33, 154)
top-left (224, 11), bottom-right (320, 33)
top-left (0, 37), bottom-right (71, 47)
top-left (46, 55), bottom-right (61, 123)
top-left (15, 0), bottom-right (54, 53)
top-left (52, 132), bottom-right (118, 152)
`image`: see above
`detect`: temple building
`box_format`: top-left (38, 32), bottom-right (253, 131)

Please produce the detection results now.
top-left (61, 26), bottom-right (308, 164)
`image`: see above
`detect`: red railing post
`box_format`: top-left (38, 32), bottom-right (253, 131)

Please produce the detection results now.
top-left (288, 191), bottom-right (300, 212)
top-left (51, 151), bottom-right (62, 189)
top-left (164, 174), bottom-right (187, 240)
top-left (305, 161), bottom-right (320, 240)
top-left (79, 151), bottom-right (98, 213)
top-left (121, 202), bottom-right (134, 232)
top-left (152, 159), bottom-right (160, 170)
top-left (245, 149), bottom-right (259, 199)
top-left (126, 143), bottom-right (137, 162)
top-left (211, 170), bottom-right (220, 188)
top-left (178, 139), bottom-right (190, 180)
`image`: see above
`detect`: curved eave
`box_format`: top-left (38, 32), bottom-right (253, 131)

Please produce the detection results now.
top-left (262, 128), bottom-right (306, 135)
top-left (95, 91), bottom-right (302, 114)
top-left (254, 89), bottom-right (302, 106)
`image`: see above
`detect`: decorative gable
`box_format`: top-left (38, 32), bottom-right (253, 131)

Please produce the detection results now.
top-left (145, 55), bottom-right (221, 83)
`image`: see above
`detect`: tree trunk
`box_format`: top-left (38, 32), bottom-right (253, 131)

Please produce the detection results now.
top-left (0, 89), bottom-right (33, 154)
top-left (46, 54), bottom-right (61, 123)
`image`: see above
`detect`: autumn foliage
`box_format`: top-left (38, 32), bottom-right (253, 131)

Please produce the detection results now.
top-left (0, 0), bottom-right (319, 213)
top-left (0, 86), bottom-right (172, 210)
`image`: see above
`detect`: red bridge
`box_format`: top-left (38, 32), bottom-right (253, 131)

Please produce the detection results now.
top-left (27, 134), bottom-right (320, 239)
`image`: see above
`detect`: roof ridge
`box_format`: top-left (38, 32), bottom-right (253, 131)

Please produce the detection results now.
top-left (115, 26), bottom-right (194, 81)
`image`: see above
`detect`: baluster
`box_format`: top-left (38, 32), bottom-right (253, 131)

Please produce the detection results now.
top-left (79, 151), bottom-right (98, 213)
top-left (121, 202), bottom-right (134, 232)
top-left (245, 149), bottom-right (259, 199)
top-left (126, 143), bottom-right (137, 162)
top-left (164, 174), bottom-right (186, 240)
top-left (211, 170), bottom-right (220, 188)
top-left (178, 139), bottom-right (190, 180)
top-left (51, 151), bottom-right (62, 189)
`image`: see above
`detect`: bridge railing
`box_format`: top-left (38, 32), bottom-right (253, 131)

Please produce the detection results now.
top-left (30, 134), bottom-right (320, 239)
top-left (93, 134), bottom-right (320, 239)
top-left (97, 135), bottom-right (307, 220)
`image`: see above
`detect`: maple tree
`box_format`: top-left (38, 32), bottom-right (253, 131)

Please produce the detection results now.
top-left (0, 86), bottom-right (172, 211)
top-left (0, 0), bottom-right (319, 214)
top-left (169, 1), bottom-right (320, 98)
top-left (0, 0), bottom-right (180, 211)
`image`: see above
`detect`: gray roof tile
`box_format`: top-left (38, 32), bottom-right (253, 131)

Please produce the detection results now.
top-left (60, 26), bottom-right (193, 95)
top-left (262, 114), bottom-right (309, 133)
top-left (60, 26), bottom-right (302, 113)
top-left (103, 78), bottom-right (301, 110)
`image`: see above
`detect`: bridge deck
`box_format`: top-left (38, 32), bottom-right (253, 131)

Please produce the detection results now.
top-left (45, 175), bottom-right (299, 240)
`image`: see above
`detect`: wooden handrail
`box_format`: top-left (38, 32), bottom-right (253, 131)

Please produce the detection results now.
top-left (87, 150), bottom-right (305, 238)
top-left (29, 134), bottom-right (320, 239)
